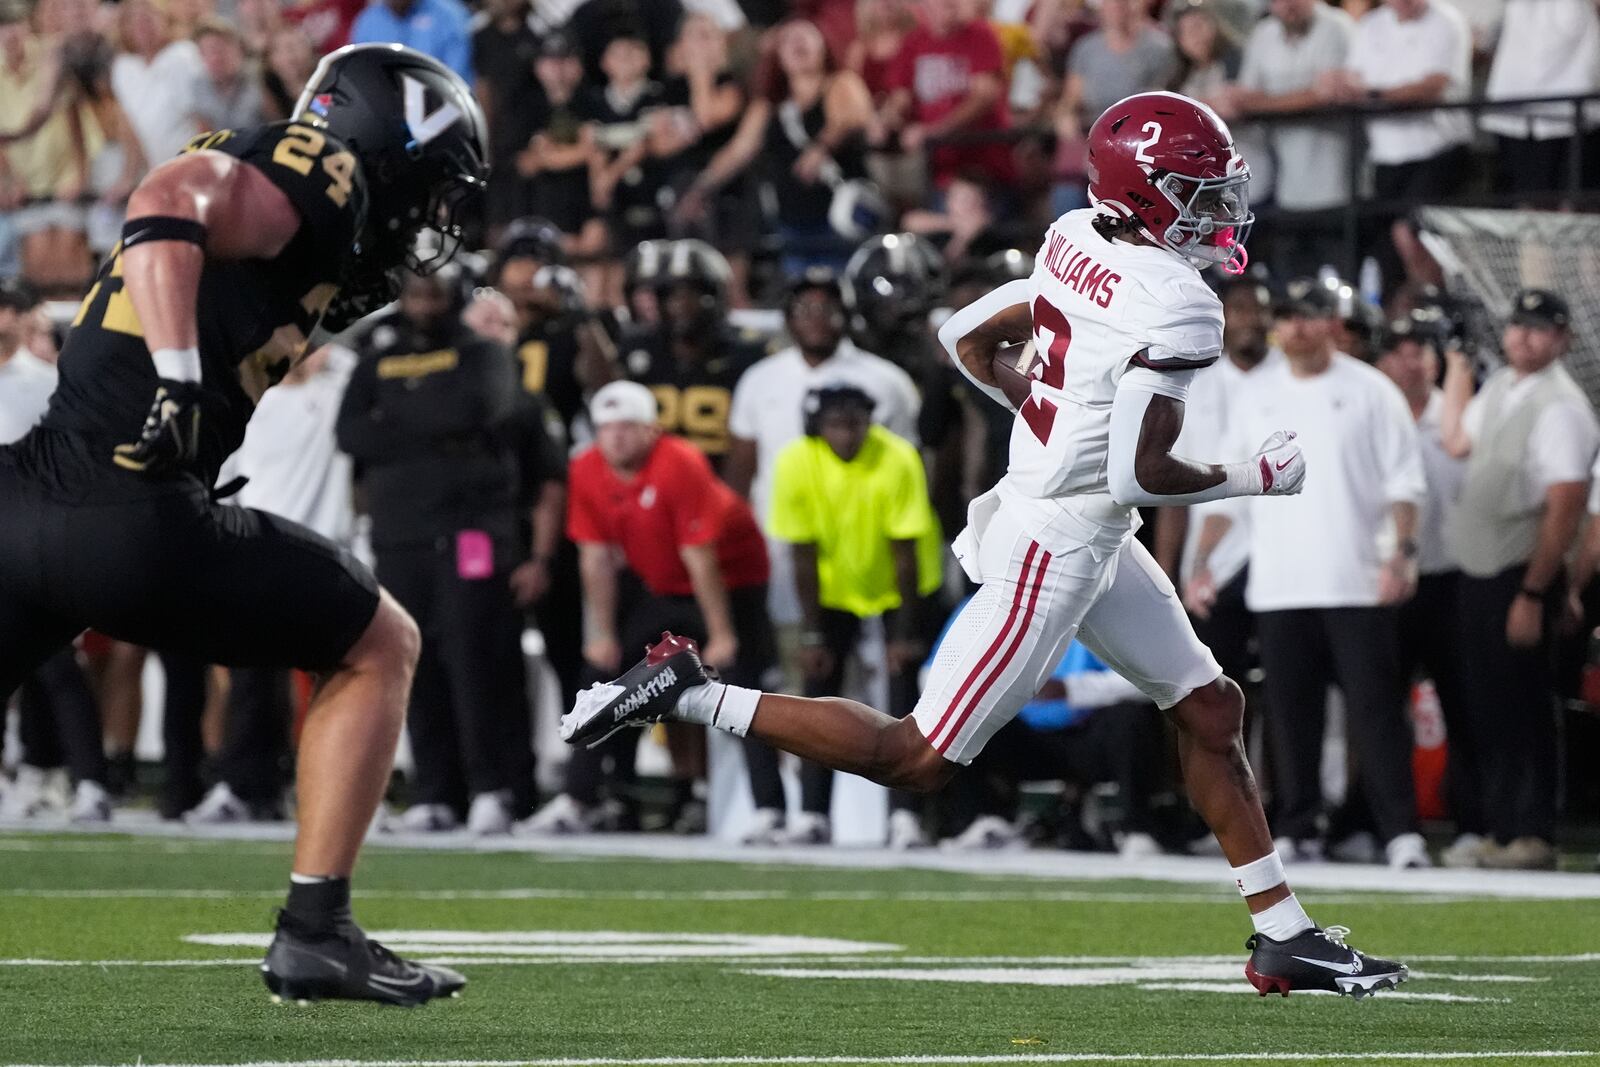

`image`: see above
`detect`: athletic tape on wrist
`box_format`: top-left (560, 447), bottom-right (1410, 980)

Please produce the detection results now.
top-left (1221, 460), bottom-right (1261, 498)
top-left (1231, 850), bottom-right (1287, 896)
top-left (151, 347), bottom-right (202, 383)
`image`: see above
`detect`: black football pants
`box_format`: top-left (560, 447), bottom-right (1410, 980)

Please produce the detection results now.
top-left (1456, 565), bottom-right (1561, 843)
top-left (377, 543), bottom-right (530, 814)
top-left (1255, 606), bottom-right (1418, 844)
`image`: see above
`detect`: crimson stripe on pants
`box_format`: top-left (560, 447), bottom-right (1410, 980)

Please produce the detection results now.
top-left (936, 545), bottom-right (1053, 755)
top-left (927, 541), bottom-right (1040, 751)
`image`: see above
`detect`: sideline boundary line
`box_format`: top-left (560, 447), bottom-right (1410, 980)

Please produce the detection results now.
top-left (3, 819), bottom-right (1598, 899)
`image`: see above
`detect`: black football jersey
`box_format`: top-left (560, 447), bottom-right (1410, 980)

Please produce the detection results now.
top-left (40, 121), bottom-right (367, 488)
top-left (513, 320), bottom-right (586, 435)
top-left (622, 326), bottom-right (767, 461)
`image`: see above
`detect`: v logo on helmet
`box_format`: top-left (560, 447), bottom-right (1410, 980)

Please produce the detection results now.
top-left (402, 75), bottom-right (463, 146)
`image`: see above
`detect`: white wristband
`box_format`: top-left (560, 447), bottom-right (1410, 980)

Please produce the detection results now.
top-left (151, 347), bottom-right (202, 383)
top-left (1221, 458), bottom-right (1264, 498)
top-left (1231, 850), bottom-right (1287, 896)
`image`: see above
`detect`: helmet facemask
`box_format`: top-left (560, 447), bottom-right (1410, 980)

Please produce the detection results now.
top-left (402, 170), bottom-right (484, 274)
top-left (1153, 170), bottom-right (1253, 275)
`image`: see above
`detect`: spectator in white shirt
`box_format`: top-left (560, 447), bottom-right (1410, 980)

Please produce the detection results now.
top-left (111, 0), bottom-right (206, 167)
top-left (1325, 0), bottom-right (1472, 294)
top-left (1373, 312), bottom-right (1481, 866)
top-left (1438, 289), bottom-right (1600, 870)
top-left (726, 269), bottom-right (920, 626)
top-left (1222, 0), bottom-right (1350, 223)
top-left (1480, 0), bottom-right (1600, 198)
top-left (1189, 279), bottom-right (1429, 869)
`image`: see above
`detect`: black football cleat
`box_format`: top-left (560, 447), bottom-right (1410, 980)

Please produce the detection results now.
top-left (1244, 924), bottom-right (1408, 1000)
top-left (261, 918), bottom-right (466, 1007)
top-left (560, 632), bottom-right (710, 748)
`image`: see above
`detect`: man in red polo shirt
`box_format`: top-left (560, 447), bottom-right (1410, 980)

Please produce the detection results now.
top-left (884, 0), bottom-right (1014, 194)
top-left (524, 381), bottom-right (783, 834)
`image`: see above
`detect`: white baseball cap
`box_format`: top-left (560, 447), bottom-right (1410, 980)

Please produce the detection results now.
top-left (590, 380), bottom-right (659, 427)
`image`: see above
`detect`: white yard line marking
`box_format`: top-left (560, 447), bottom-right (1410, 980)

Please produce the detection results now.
top-left (6, 818), bottom-right (1599, 898)
top-left (738, 966), bottom-right (1514, 1001)
top-left (3, 1051), bottom-right (1592, 1067)
top-left (0, 887), bottom-right (1482, 905)
top-left (0, 951), bottom-right (1587, 970)
top-left (0, 958), bottom-right (258, 967)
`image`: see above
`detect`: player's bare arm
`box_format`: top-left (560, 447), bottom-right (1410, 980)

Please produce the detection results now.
top-left (1108, 362), bottom-right (1307, 507)
top-left (1127, 390), bottom-right (1225, 496)
top-left (936, 277), bottom-right (1033, 400)
top-left (112, 154), bottom-right (307, 473)
top-left (122, 153), bottom-right (302, 353)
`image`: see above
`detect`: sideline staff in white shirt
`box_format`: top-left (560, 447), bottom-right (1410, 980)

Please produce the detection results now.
top-left (1190, 280), bottom-right (1428, 868)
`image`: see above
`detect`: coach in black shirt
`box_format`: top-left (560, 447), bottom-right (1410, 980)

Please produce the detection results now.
top-left (338, 269), bottom-right (565, 835)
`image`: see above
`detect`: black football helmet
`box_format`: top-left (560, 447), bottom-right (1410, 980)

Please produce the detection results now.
top-left (842, 233), bottom-right (945, 350)
top-left (295, 43), bottom-right (487, 275)
top-left (985, 247), bottom-right (1035, 285)
top-left (658, 239), bottom-right (732, 302)
top-left (496, 216), bottom-right (566, 271)
top-left (656, 239), bottom-right (732, 340)
top-left (623, 239), bottom-right (672, 296)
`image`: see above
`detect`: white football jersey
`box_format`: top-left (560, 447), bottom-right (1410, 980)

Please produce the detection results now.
top-left (1006, 208), bottom-right (1225, 508)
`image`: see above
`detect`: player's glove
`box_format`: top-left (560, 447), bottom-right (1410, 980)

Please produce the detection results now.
top-left (113, 379), bottom-right (205, 473)
top-left (1250, 430), bottom-right (1305, 496)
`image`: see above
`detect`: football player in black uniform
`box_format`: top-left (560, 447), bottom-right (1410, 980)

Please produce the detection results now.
top-left (621, 239), bottom-right (767, 473)
top-left (0, 44), bottom-right (486, 1006)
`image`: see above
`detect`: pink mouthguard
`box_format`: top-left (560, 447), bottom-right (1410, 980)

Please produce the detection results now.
top-left (1215, 227), bottom-right (1248, 276)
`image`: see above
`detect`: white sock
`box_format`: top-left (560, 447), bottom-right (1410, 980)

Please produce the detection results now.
top-left (676, 682), bottom-right (761, 737)
top-left (289, 872), bottom-right (336, 885)
top-left (1251, 893), bottom-right (1314, 941)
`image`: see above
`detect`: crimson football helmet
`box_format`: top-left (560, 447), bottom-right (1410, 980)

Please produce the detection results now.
top-left (1086, 91), bottom-right (1252, 274)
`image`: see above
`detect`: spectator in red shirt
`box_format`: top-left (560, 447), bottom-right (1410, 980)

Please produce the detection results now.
top-left (883, 0), bottom-right (1014, 195)
top-left (524, 381), bottom-right (786, 835)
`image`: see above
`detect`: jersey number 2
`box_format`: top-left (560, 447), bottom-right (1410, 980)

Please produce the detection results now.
top-left (1021, 295), bottom-right (1071, 445)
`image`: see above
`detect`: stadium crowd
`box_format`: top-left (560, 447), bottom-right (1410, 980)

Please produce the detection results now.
top-left (3, 0), bottom-right (1600, 870)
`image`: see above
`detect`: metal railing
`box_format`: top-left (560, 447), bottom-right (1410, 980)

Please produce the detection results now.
top-left (924, 90), bottom-right (1600, 278)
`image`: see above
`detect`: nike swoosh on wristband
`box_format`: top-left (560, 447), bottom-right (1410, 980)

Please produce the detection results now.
top-left (1291, 955), bottom-right (1364, 975)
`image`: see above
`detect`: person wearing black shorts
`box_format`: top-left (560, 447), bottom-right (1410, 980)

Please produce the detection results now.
top-left (0, 44), bottom-right (488, 1006)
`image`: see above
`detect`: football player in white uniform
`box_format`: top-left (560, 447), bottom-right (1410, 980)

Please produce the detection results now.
top-left (561, 92), bottom-right (1408, 998)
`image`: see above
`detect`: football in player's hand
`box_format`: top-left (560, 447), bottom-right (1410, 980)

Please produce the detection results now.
top-left (992, 340), bottom-right (1036, 409)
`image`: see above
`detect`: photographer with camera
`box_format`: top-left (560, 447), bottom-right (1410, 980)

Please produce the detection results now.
top-left (1439, 289), bottom-right (1600, 870)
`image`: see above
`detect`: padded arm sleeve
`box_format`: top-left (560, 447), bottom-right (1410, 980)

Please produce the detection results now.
top-left (1107, 366), bottom-right (1259, 506)
top-left (937, 278), bottom-right (1034, 410)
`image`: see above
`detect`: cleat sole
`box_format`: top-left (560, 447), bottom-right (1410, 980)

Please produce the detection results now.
top-left (1336, 971), bottom-right (1406, 999)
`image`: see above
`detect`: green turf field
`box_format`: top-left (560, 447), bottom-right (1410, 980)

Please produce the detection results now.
top-left (3, 830), bottom-right (1599, 1067)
